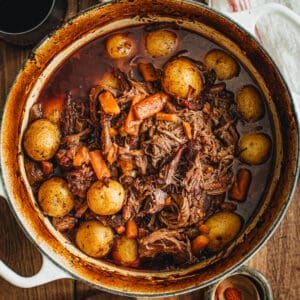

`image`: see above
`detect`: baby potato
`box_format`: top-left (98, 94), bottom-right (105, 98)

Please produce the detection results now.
top-left (75, 220), bottom-right (114, 258)
top-left (112, 235), bottom-right (139, 267)
top-left (145, 29), bottom-right (177, 57)
top-left (38, 177), bottom-right (74, 217)
top-left (204, 211), bottom-right (242, 252)
top-left (105, 33), bottom-right (135, 59)
top-left (239, 133), bottom-right (271, 165)
top-left (204, 49), bottom-right (239, 80)
top-left (237, 85), bottom-right (264, 122)
top-left (162, 58), bottom-right (203, 99)
top-left (87, 179), bottom-right (125, 215)
top-left (23, 118), bottom-right (60, 161)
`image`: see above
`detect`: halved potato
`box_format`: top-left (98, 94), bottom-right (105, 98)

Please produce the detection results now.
top-left (204, 49), bottom-right (239, 80)
top-left (145, 29), bottom-right (177, 57)
top-left (87, 179), bottom-right (125, 215)
top-left (204, 211), bottom-right (242, 252)
top-left (112, 235), bottom-right (139, 267)
top-left (38, 177), bottom-right (74, 217)
top-left (236, 85), bottom-right (264, 122)
top-left (239, 133), bottom-right (272, 165)
top-left (162, 57), bottom-right (203, 99)
top-left (23, 118), bottom-right (60, 161)
top-left (106, 33), bottom-right (135, 59)
top-left (75, 220), bottom-right (114, 258)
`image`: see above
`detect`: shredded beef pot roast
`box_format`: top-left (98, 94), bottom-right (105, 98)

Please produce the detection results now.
top-left (23, 24), bottom-right (273, 270)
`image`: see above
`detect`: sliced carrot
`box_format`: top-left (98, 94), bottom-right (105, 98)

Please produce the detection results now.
top-left (98, 91), bottom-right (120, 115)
top-left (156, 112), bottom-right (179, 122)
top-left (124, 94), bottom-right (145, 135)
top-left (109, 127), bottom-right (118, 137)
top-left (182, 121), bottom-right (192, 139)
top-left (89, 149), bottom-right (111, 180)
top-left (191, 235), bottom-right (209, 255)
top-left (115, 225), bottom-right (126, 235)
top-left (126, 220), bottom-right (138, 239)
top-left (165, 196), bottom-right (172, 206)
top-left (41, 161), bottom-right (53, 175)
top-left (73, 146), bottom-right (90, 167)
top-left (133, 92), bottom-right (169, 120)
top-left (118, 159), bottom-right (134, 175)
top-left (198, 224), bottom-right (210, 235)
top-left (138, 62), bottom-right (158, 82)
top-left (229, 168), bottom-right (251, 202)
top-left (107, 143), bottom-right (119, 165)
top-left (43, 96), bottom-right (64, 123)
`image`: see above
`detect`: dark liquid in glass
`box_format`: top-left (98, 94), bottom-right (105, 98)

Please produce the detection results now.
top-left (0, 0), bottom-right (53, 33)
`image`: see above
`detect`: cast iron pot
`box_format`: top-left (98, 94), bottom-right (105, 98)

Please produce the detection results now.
top-left (0, 0), bottom-right (299, 297)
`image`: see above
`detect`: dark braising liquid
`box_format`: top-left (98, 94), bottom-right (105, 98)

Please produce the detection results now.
top-left (0, 0), bottom-right (53, 32)
top-left (30, 24), bottom-right (274, 270)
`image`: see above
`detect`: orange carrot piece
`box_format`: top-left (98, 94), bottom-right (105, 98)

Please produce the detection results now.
top-left (89, 150), bottom-right (111, 179)
top-left (156, 112), bottom-right (179, 122)
top-left (73, 146), bottom-right (90, 167)
top-left (165, 196), bottom-right (172, 206)
top-left (126, 220), bottom-right (138, 239)
top-left (229, 168), bottom-right (252, 201)
top-left (41, 161), bottom-right (53, 175)
top-left (138, 62), bottom-right (158, 82)
top-left (198, 224), bottom-right (210, 235)
top-left (115, 225), bottom-right (126, 235)
top-left (182, 121), bottom-right (192, 139)
top-left (133, 92), bottom-right (169, 120)
top-left (124, 94), bottom-right (145, 135)
top-left (98, 91), bottom-right (120, 115)
top-left (107, 143), bottom-right (119, 165)
top-left (191, 235), bottom-right (209, 255)
top-left (43, 96), bottom-right (64, 123)
top-left (118, 159), bottom-right (134, 175)
top-left (109, 127), bottom-right (118, 137)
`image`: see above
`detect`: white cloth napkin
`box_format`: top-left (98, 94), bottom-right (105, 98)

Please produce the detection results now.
top-left (207, 0), bottom-right (300, 94)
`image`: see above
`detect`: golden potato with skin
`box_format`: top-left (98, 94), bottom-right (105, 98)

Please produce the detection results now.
top-left (204, 211), bottom-right (242, 252)
top-left (239, 133), bottom-right (271, 165)
top-left (23, 118), bottom-right (60, 161)
top-left (204, 49), bottom-right (239, 80)
top-left (87, 179), bottom-right (125, 215)
top-left (38, 177), bottom-right (74, 217)
top-left (237, 85), bottom-right (264, 122)
top-left (105, 33), bottom-right (135, 59)
top-left (112, 235), bottom-right (139, 267)
top-left (162, 58), bottom-right (203, 99)
top-left (145, 29), bottom-right (177, 57)
top-left (75, 220), bottom-right (114, 258)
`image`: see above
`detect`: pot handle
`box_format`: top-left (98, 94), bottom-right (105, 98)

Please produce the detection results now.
top-left (224, 3), bottom-right (300, 115)
top-left (0, 253), bottom-right (72, 288)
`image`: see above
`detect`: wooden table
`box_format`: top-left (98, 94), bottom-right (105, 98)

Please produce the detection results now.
top-left (0, 1), bottom-right (299, 299)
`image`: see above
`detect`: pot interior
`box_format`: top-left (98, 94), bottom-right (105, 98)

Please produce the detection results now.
top-left (1, 0), bottom-right (298, 296)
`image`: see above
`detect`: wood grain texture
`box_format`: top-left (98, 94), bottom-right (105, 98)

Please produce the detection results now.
top-left (0, 0), bottom-right (299, 299)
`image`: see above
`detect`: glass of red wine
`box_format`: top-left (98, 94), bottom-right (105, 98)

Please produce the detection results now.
top-left (0, 0), bottom-right (67, 46)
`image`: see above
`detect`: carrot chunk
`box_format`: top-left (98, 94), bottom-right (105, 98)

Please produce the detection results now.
top-left (191, 235), bottom-right (209, 255)
top-left (89, 150), bottom-right (111, 179)
top-left (156, 112), bottom-right (179, 122)
top-left (138, 62), bottom-right (158, 82)
top-left (229, 168), bottom-right (251, 201)
top-left (182, 121), bottom-right (192, 139)
top-left (124, 94), bottom-right (145, 135)
top-left (42, 96), bottom-right (64, 123)
top-left (73, 146), bottom-right (90, 167)
top-left (133, 92), bottom-right (169, 120)
top-left (98, 91), bottom-right (120, 115)
top-left (107, 143), bottom-right (119, 165)
top-left (126, 220), bottom-right (138, 239)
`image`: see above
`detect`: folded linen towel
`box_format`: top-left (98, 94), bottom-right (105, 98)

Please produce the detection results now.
top-left (207, 0), bottom-right (300, 94)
